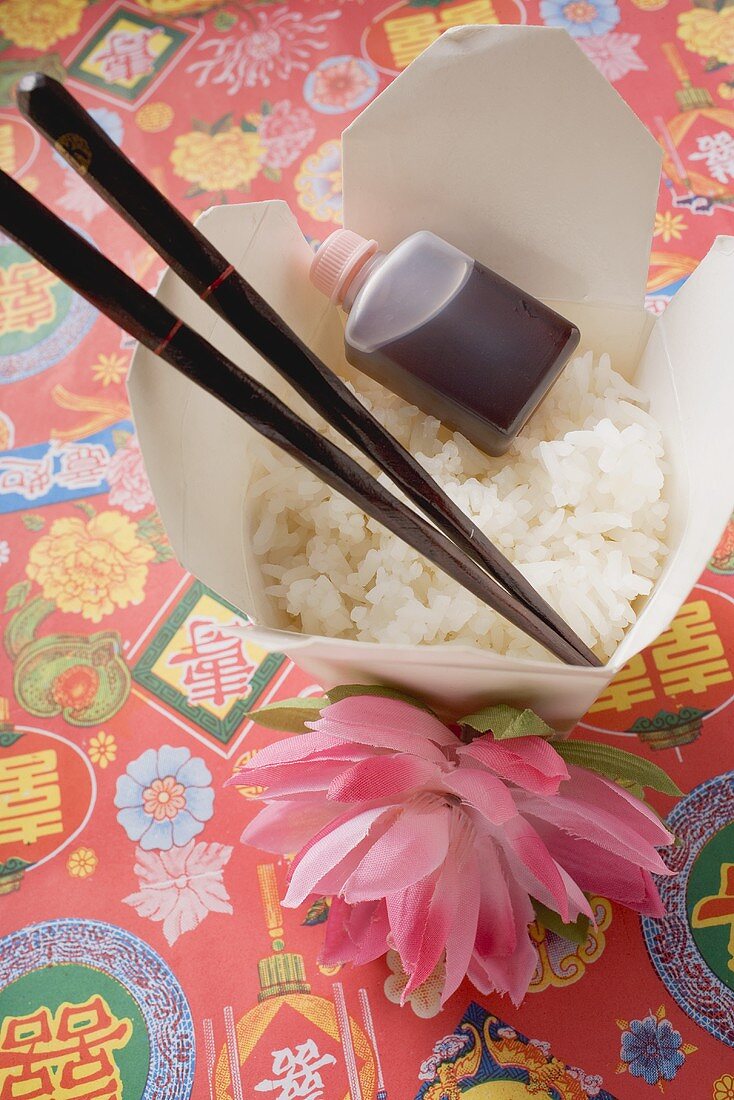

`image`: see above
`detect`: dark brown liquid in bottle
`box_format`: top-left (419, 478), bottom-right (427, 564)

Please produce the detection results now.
top-left (346, 260), bottom-right (580, 456)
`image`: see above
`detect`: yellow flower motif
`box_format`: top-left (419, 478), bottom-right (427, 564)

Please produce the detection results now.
top-left (715, 1075), bottom-right (734, 1100)
top-left (136, 0), bottom-right (226, 11)
top-left (171, 129), bottom-right (264, 193)
top-left (0, 0), bottom-right (85, 51)
top-left (654, 211), bottom-right (687, 243)
top-left (27, 511), bottom-right (155, 623)
top-left (91, 353), bottom-right (128, 387)
top-left (88, 731), bottom-right (117, 769)
top-left (678, 8), bottom-right (734, 66)
top-left (67, 847), bottom-right (98, 878)
top-left (136, 102), bottom-right (175, 133)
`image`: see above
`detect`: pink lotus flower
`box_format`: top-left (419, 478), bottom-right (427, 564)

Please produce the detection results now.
top-left (123, 839), bottom-right (233, 945)
top-left (107, 434), bottom-right (155, 513)
top-left (234, 697), bottom-right (673, 1006)
top-left (259, 100), bottom-right (315, 169)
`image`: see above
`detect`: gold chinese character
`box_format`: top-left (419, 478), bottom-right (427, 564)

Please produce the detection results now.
top-left (652, 599), bottom-right (733, 696)
top-left (440, 0), bottom-right (499, 28)
top-left (0, 750), bottom-right (63, 848)
top-left (691, 863), bottom-right (734, 972)
top-left (384, 11), bottom-right (441, 69)
top-left (588, 653), bottom-right (655, 713)
top-left (0, 261), bottom-right (58, 336)
top-left (0, 995), bottom-right (132, 1099)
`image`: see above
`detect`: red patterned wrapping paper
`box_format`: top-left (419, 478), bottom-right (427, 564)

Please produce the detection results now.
top-left (1, 2), bottom-right (734, 1097)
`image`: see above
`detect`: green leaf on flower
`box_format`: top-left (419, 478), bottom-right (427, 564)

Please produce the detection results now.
top-left (21, 514), bottom-right (44, 532)
top-left (261, 100), bottom-right (273, 115)
top-left (325, 683), bottom-right (434, 712)
top-left (136, 511), bottom-right (173, 563)
top-left (459, 703), bottom-right (554, 741)
top-left (3, 581), bottom-right (30, 614)
top-left (533, 900), bottom-right (590, 944)
top-left (262, 165), bottom-right (281, 183)
top-left (302, 896), bottom-right (331, 925)
top-left (211, 112), bottom-right (233, 135)
top-left (250, 696), bottom-right (328, 733)
top-left (75, 501), bottom-right (96, 519)
top-left (553, 739), bottom-right (683, 797)
top-left (239, 118), bottom-right (259, 134)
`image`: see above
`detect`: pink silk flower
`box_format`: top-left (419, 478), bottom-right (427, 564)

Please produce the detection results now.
top-left (231, 696), bottom-right (673, 1006)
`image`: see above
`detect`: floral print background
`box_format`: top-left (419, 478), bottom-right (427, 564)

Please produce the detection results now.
top-left (1, 0), bottom-right (734, 1097)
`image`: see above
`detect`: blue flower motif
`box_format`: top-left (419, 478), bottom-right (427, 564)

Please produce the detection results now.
top-left (539, 0), bottom-right (620, 38)
top-left (114, 745), bottom-right (214, 851)
top-left (620, 1015), bottom-right (686, 1085)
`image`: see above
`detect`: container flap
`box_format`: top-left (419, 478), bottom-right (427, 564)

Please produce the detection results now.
top-left (128, 200), bottom-right (344, 619)
top-left (614, 236), bottom-right (734, 662)
top-left (343, 25), bottom-right (662, 309)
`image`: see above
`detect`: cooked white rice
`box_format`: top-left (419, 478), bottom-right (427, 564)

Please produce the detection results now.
top-left (249, 351), bottom-right (669, 661)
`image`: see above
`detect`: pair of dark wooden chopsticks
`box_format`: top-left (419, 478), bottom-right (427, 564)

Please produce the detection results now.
top-left (2, 73), bottom-right (600, 667)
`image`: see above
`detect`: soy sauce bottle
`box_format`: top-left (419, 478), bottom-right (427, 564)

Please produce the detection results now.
top-left (310, 228), bottom-right (580, 457)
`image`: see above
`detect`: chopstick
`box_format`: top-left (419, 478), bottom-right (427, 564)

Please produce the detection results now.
top-left (0, 170), bottom-right (590, 665)
top-left (15, 74), bottom-right (600, 668)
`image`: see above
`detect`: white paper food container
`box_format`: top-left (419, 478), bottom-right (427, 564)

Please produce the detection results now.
top-left (129, 26), bottom-right (734, 731)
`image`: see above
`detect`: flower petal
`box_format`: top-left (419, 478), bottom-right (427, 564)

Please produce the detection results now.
top-left (124, 749), bottom-right (159, 788)
top-left (443, 766), bottom-right (517, 825)
top-left (138, 817), bottom-right (174, 851)
top-left (496, 813), bottom-right (571, 922)
top-left (475, 837), bottom-right (517, 958)
top-left (460, 735), bottom-right (569, 795)
top-left (395, 870), bottom-right (455, 1000)
top-left (469, 866), bottom-right (538, 1006)
top-left (442, 848), bottom-right (480, 1004)
top-left (386, 872), bottom-right (438, 974)
top-left (564, 766), bottom-right (674, 846)
top-left (283, 806), bottom-right (393, 908)
top-left (240, 760), bottom-right (348, 799)
top-left (527, 817), bottom-right (667, 916)
top-left (170, 809), bottom-right (205, 847)
top-left (116, 806), bottom-right (148, 841)
top-left (242, 801), bottom-right (343, 854)
top-left (184, 784), bottom-right (215, 823)
top-left (321, 898), bottom-right (390, 967)
top-left (469, 929), bottom-right (537, 1008)
top-left (328, 753), bottom-right (443, 803)
top-left (229, 731), bottom-right (360, 779)
top-left (312, 696), bottom-right (456, 760)
top-left (114, 775), bottom-right (145, 810)
top-left (352, 900), bottom-right (391, 965)
top-left (175, 754), bottom-right (212, 788)
top-left (320, 895), bottom-right (360, 965)
top-left (155, 745), bottom-right (191, 780)
top-left (342, 803), bottom-right (451, 902)
top-left (515, 785), bottom-right (672, 876)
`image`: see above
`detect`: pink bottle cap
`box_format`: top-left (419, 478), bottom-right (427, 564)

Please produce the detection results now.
top-left (310, 229), bottom-right (378, 304)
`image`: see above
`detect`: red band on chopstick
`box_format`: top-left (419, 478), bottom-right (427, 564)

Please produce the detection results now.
top-left (154, 319), bottom-right (183, 355)
top-left (202, 263), bottom-right (235, 300)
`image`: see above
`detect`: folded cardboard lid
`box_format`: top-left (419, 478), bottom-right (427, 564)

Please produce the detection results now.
top-left (343, 25), bottom-right (662, 309)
